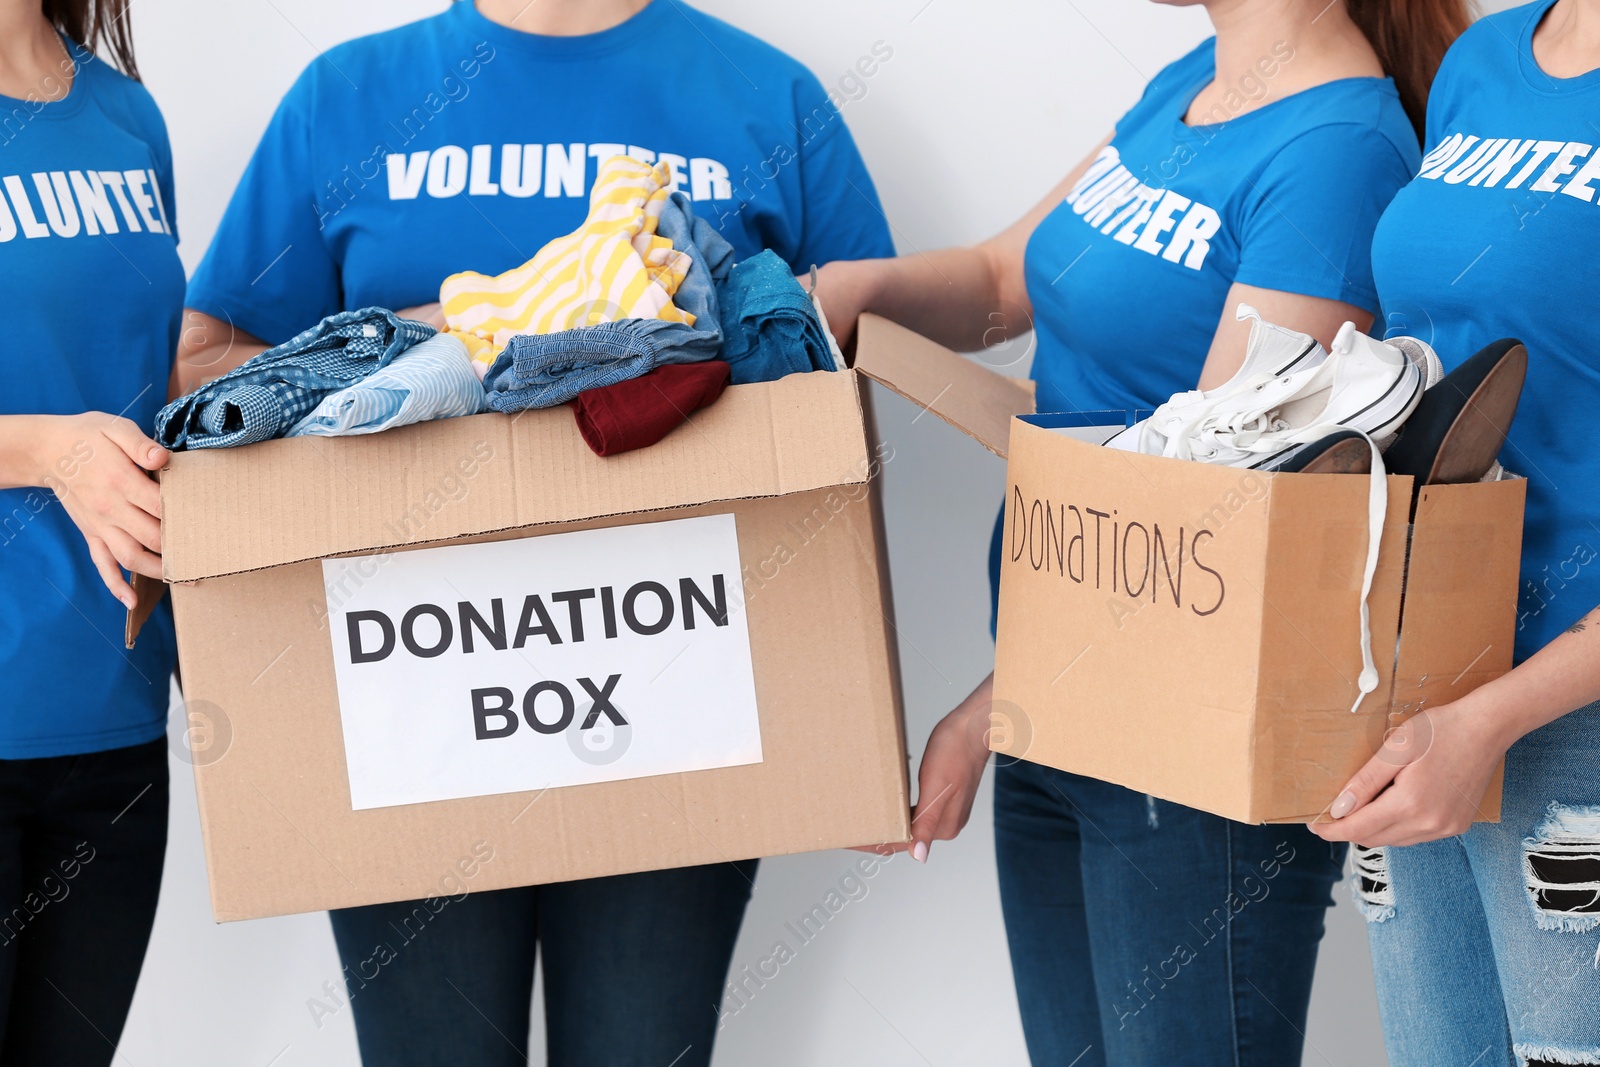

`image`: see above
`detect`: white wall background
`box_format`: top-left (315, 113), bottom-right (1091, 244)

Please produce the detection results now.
top-left (120, 1), bottom-right (1515, 1063)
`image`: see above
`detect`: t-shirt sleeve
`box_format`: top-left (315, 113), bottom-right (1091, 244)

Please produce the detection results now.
top-left (788, 75), bottom-right (896, 267)
top-left (1232, 123), bottom-right (1412, 315)
top-left (184, 68), bottom-right (341, 345)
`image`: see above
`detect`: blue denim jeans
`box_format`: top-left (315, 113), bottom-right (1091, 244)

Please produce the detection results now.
top-left (1361, 700), bottom-right (1600, 1067)
top-left (329, 860), bottom-right (757, 1067)
top-left (483, 318), bottom-right (722, 412)
top-left (994, 757), bottom-right (1346, 1066)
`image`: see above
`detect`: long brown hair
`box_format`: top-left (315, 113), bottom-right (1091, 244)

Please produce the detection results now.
top-left (42, 0), bottom-right (139, 80)
top-left (1347, 0), bottom-right (1474, 140)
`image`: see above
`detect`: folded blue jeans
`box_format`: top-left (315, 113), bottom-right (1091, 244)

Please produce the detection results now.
top-left (1361, 700), bottom-right (1600, 1067)
top-left (715, 250), bottom-right (835, 385)
top-left (156, 307), bottom-right (435, 449)
top-left (483, 318), bottom-right (721, 412)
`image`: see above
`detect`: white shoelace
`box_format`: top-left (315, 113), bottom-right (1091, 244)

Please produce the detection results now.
top-left (1163, 402), bottom-right (1387, 712)
top-left (1135, 369), bottom-right (1301, 458)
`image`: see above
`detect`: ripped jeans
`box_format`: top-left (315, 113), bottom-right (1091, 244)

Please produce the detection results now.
top-left (1360, 699), bottom-right (1600, 1067)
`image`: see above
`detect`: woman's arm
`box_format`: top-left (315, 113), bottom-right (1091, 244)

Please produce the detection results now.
top-left (814, 135), bottom-right (1113, 353)
top-left (1315, 606), bottom-right (1600, 847)
top-left (1194, 283), bottom-right (1371, 388)
top-left (856, 672), bottom-right (995, 862)
top-left (0, 413), bottom-right (168, 607)
top-left (170, 310), bottom-right (269, 399)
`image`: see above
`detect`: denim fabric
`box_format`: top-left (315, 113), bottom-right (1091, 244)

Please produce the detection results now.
top-left (328, 860), bottom-right (758, 1067)
top-left (287, 334), bottom-right (484, 437)
top-left (716, 250), bottom-right (836, 385)
top-left (0, 739), bottom-right (168, 1066)
top-left (484, 323), bottom-right (662, 412)
top-left (656, 190), bottom-right (734, 340)
top-left (1363, 700), bottom-right (1600, 1067)
top-left (156, 308), bottom-right (436, 450)
top-left (994, 757), bottom-right (1346, 1067)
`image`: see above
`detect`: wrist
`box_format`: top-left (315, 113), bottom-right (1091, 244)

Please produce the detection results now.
top-left (826, 258), bottom-right (884, 313)
top-left (2, 415), bottom-right (58, 488)
top-left (1448, 683), bottom-right (1530, 752)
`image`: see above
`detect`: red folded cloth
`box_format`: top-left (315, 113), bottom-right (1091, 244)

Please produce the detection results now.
top-left (571, 360), bottom-right (732, 457)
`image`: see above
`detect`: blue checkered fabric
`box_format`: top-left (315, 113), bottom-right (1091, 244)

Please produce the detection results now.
top-left (156, 308), bottom-right (436, 450)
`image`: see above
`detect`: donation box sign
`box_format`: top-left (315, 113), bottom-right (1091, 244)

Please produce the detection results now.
top-left (321, 513), bottom-right (763, 810)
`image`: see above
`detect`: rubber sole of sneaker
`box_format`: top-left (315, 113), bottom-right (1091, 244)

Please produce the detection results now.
top-left (1266, 430), bottom-right (1372, 475)
top-left (1383, 338), bottom-right (1527, 493)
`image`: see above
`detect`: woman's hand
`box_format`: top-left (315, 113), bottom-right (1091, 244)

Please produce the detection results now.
top-left (856, 674), bottom-right (998, 862)
top-left (1311, 698), bottom-right (1513, 847)
top-left (396, 302), bottom-right (446, 330)
top-left (34, 414), bottom-right (168, 608)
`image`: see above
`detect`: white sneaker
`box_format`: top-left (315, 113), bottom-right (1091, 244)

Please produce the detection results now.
top-left (1105, 304), bottom-right (1326, 455)
top-left (1162, 321), bottom-right (1441, 469)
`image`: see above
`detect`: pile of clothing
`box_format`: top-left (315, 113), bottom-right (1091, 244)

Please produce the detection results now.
top-left (1102, 303), bottom-right (1528, 711)
top-left (157, 156), bottom-right (839, 457)
top-left (440, 154), bottom-right (839, 453)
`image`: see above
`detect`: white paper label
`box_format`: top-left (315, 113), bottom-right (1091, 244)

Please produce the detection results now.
top-left (321, 513), bottom-right (762, 810)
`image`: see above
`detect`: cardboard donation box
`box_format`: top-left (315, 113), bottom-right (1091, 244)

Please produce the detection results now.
top-left (853, 314), bottom-right (1524, 825)
top-left (136, 369), bottom-right (909, 921)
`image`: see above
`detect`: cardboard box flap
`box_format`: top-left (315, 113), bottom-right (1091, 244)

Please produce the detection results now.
top-left (853, 314), bottom-right (1035, 458)
top-left (161, 370), bottom-right (870, 582)
top-left (1392, 477), bottom-right (1525, 705)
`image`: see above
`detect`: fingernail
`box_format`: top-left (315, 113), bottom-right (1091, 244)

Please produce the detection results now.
top-left (912, 840), bottom-right (929, 863)
top-left (148, 448), bottom-right (163, 464)
top-left (120, 594), bottom-right (135, 610)
top-left (1330, 790), bottom-right (1357, 819)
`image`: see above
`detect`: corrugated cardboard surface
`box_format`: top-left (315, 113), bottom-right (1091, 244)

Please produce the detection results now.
top-left (177, 490), bottom-right (909, 921)
top-left (161, 368), bottom-right (870, 582)
top-left (852, 314), bottom-right (1035, 458)
top-left (160, 370), bottom-right (910, 920)
top-left (993, 420), bottom-right (1274, 819)
top-left (1382, 477), bottom-right (1526, 823)
top-left (1250, 472), bottom-right (1410, 823)
top-left (991, 418), bottom-right (1522, 824)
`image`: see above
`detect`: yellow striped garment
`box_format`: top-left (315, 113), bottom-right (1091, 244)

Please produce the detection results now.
top-left (440, 155), bottom-right (696, 373)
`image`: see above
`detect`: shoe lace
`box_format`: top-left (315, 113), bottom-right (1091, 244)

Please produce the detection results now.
top-left (1164, 396), bottom-right (1388, 712)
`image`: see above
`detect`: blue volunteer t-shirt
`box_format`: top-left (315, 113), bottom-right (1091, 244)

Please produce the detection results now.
top-left (186, 0), bottom-right (895, 344)
top-left (1373, 0), bottom-right (1600, 663)
top-left (0, 41), bottom-right (181, 757)
top-left (1023, 38), bottom-right (1419, 415)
